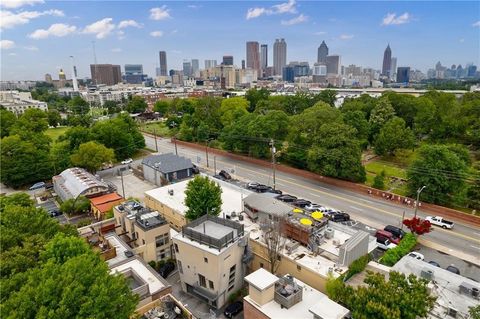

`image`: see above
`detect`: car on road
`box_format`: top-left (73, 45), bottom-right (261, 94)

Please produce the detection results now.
top-left (376, 237), bottom-right (397, 250)
top-left (446, 265), bottom-right (460, 275)
top-left (121, 158), bottom-right (133, 165)
top-left (384, 225), bottom-right (406, 240)
top-left (276, 194), bottom-right (297, 203)
top-left (408, 252), bottom-right (424, 261)
top-left (224, 301), bottom-right (243, 318)
top-left (219, 170), bottom-right (232, 180)
top-left (428, 261), bottom-right (441, 267)
top-left (292, 199), bottom-right (311, 208)
top-left (192, 164), bottom-right (200, 174)
top-left (425, 216), bottom-right (454, 229)
top-left (328, 212), bottom-right (350, 223)
top-left (158, 261), bottom-right (175, 278)
top-left (29, 182), bottom-right (46, 190)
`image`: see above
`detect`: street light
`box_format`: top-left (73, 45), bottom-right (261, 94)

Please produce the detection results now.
top-left (413, 185), bottom-right (426, 219)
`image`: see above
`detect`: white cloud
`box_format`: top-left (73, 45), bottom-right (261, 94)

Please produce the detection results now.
top-left (382, 12), bottom-right (412, 26)
top-left (29, 23), bottom-right (76, 39)
top-left (117, 30), bottom-right (125, 40)
top-left (111, 48), bottom-right (122, 52)
top-left (23, 45), bottom-right (38, 51)
top-left (0, 9), bottom-right (63, 29)
top-left (339, 34), bottom-right (354, 40)
top-left (150, 6), bottom-right (171, 20)
top-left (281, 14), bottom-right (308, 26)
top-left (150, 30), bottom-right (164, 37)
top-left (473, 21), bottom-right (480, 27)
top-left (246, 0), bottom-right (297, 20)
top-left (118, 19), bottom-right (142, 29)
top-left (82, 18), bottom-right (115, 39)
top-left (0, 0), bottom-right (43, 9)
top-left (0, 40), bottom-right (15, 49)
top-left (314, 31), bottom-right (327, 35)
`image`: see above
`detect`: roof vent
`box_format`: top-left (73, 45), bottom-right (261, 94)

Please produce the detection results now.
top-left (168, 189), bottom-right (174, 196)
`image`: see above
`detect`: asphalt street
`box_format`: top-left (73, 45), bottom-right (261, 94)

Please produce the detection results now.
top-left (143, 134), bottom-right (480, 263)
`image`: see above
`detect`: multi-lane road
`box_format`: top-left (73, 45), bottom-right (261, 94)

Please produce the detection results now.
top-left (143, 134), bottom-right (480, 263)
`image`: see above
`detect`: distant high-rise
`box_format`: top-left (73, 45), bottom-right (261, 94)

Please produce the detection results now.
top-left (396, 67), bottom-right (410, 83)
top-left (159, 51), bottom-right (167, 76)
top-left (223, 55), bottom-right (234, 66)
top-left (246, 41), bottom-right (260, 73)
top-left (282, 66), bottom-right (295, 82)
top-left (183, 61), bottom-right (192, 77)
top-left (241, 59), bottom-right (245, 69)
top-left (273, 38), bottom-right (287, 76)
top-left (191, 59), bottom-right (199, 76)
top-left (326, 55), bottom-right (341, 75)
top-left (204, 59), bottom-right (217, 69)
top-left (260, 44), bottom-right (268, 74)
top-left (390, 57), bottom-right (397, 80)
top-left (317, 41), bottom-right (328, 63)
top-left (124, 64), bottom-right (145, 84)
top-left (45, 73), bottom-right (52, 83)
top-left (90, 64), bottom-right (122, 86)
top-left (382, 44), bottom-right (392, 77)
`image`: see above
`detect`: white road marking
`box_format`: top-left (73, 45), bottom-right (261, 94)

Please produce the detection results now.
top-left (349, 205), bottom-right (364, 212)
top-left (308, 192), bottom-right (322, 198)
top-left (471, 245), bottom-right (480, 250)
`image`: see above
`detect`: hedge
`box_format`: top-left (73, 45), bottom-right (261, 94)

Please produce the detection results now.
top-left (380, 233), bottom-right (417, 266)
top-left (344, 254), bottom-right (371, 281)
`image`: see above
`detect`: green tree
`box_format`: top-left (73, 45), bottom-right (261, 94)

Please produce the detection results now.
top-left (469, 305), bottom-right (480, 319)
top-left (343, 110), bottom-right (370, 149)
top-left (70, 141), bottom-right (115, 173)
top-left (219, 97), bottom-right (249, 126)
top-left (60, 126), bottom-right (92, 150)
top-left (245, 88), bottom-right (270, 112)
top-left (50, 140), bottom-right (72, 174)
top-left (373, 170), bottom-right (386, 190)
top-left (126, 96), bottom-right (147, 113)
top-left (10, 108), bottom-right (49, 134)
top-left (247, 110), bottom-right (290, 158)
top-left (0, 109), bottom-right (16, 137)
top-left (220, 113), bottom-right (256, 154)
top-left (184, 175), bottom-right (222, 220)
top-left (316, 89), bottom-right (337, 107)
top-left (68, 96), bottom-right (90, 114)
top-left (307, 123), bottom-right (366, 182)
top-left (103, 100), bottom-right (120, 114)
top-left (153, 100), bottom-right (170, 115)
top-left (369, 97), bottom-right (395, 141)
top-left (327, 271), bottom-right (435, 319)
top-left (374, 117), bottom-right (415, 156)
top-left (383, 91), bottom-right (418, 128)
top-left (407, 144), bottom-right (469, 205)
top-left (47, 109), bottom-right (62, 127)
top-left (60, 196), bottom-right (91, 215)
top-left (66, 114), bottom-right (93, 127)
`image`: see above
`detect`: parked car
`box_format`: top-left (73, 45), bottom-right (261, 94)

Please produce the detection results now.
top-left (246, 182), bottom-right (260, 190)
top-left (192, 164), bottom-right (200, 174)
top-left (425, 216), bottom-right (454, 229)
top-left (224, 301), bottom-right (243, 318)
top-left (376, 237), bottom-right (397, 250)
top-left (266, 187), bottom-right (282, 194)
top-left (408, 252), bottom-right (425, 261)
top-left (276, 194), bottom-right (297, 202)
top-left (253, 184), bottom-right (270, 193)
top-left (48, 210), bottom-right (61, 217)
top-left (446, 265), bottom-right (460, 275)
top-left (305, 203), bottom-right (324, 212)
top-left (158, 261), bottom-right (175, 278)
top-left (428, 261), bottom-right (441, 267)
top-left (219, 170), bottom-right (232, 180)
top-left (384, 225), bottom-right (406, 240)
top-left (121, 158), bottom-right (133, 165)
top-left (29, 182), bottom-right (46, 190)
top-left (375, 229), bottom-right (400, 245)
top-left (45, 182), bottom-right (54, 190)
top-left (213, 174), bottom-right (225, 181)
top-left (292, 199), bottom-right (311, 208)
top-left (329, 212), bottom-right (350, 223)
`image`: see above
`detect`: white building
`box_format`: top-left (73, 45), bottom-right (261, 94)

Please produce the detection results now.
top-left (0, 91), bottom-right (47, 115)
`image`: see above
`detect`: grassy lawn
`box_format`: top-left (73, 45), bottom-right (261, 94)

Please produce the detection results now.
top-left (365, 160), bottom-right (407, 179)
top-left (140, 122), bottom-right (171, 137)
top-left (46, 127), bottom-right (68, 141)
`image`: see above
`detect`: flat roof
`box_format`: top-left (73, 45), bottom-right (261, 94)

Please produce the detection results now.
top-left (308, 295), bottom-right (351, 319)
top-left (244, 268), bottom-right (279, 290)
top-left (104, 233), bottom-right (131, 267)
top-left (145, 174), bottom-right (252, 216)
top-left (190, 219), bottom-right (237, 240)
top-left (244, 275), bottom-right (349, 319)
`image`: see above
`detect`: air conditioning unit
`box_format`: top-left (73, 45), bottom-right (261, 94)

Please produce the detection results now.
top-left (447, 307), bottom-right (457, 318)
top-left (420, 268), bottom-right (434, 281)
top-left (324, 228), bottom-right (335, 239)
top-left (472, 287), bottom-right (479, 299)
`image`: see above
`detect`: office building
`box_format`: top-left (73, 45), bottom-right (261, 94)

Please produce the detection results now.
top-left (326, 55), bottom-right (341, 75)
top-left (0, 90), bottom-right (48, 115)
top-left (172, 215), bottom-right (249, 309)
top-left (159, 51), bottom-right (167, 76)
top-left (260, 44), bottom-right (268, 76)
top-left (390, 57), bottom-right (397, 80)
top-left (204, 59), bottom-right (217, 69)
top-left (382, 44), bottom-right (392, 77)
top-left (90, 64), bottom-right (122, 86)
top-left (317, 41), bottom-right (328, 63)
top-left (282, 66), bottom-right (295, 82)
top-left (246, 41), bottom-right (260, 73)
top-left (191, 59), bottom-right (199, 76)
top-left (396, 67), bottom-right (410, 83)
top-left (183, 61), bottom-right (192, 77)
top-left (242, 59), bottom-right (246, 69)
top-left (124, 64), bottom-right (145, 84)
top-left (273, 38), bottom-right (287, 76)
top-left (222, 55), bottom-right (234, 66)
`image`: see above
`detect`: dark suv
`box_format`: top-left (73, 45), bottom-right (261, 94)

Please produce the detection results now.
top-left (384, 225), bottom-right (406, 240)
top-left (219, 170), bottom-right (232, 180)
top-left (329, 212), bottom-right (350, 222)
top-left (224, 301), bottom-right (243, 318)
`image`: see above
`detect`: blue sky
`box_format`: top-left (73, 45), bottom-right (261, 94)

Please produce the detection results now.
top-left (1, 0), bottom-right (479, 80)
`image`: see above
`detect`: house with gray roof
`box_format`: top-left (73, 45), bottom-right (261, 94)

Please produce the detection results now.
top-left (142, 153), bottom-right (193, 186)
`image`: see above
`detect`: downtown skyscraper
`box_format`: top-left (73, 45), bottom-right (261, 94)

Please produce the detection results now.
top-left (382, 44), bottom-right (392, 77)
top-left (246, 41), bottom-right (260, 74)
top-left (273, 38), bottom-right (287, 76)
top-left (317, 41), bottom-right (328, 63)
top-left (260, 44), bottom-right (268, 75)
top-left (158, 51), bottom-right (167, 76)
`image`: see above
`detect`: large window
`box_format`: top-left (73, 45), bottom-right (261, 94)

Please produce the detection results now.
top-left (156, 248), bottom-right (170, 260)
top-left (155, 233), bottom-right (169, 247)
top-left (199, 274), bottom-right (206, 288)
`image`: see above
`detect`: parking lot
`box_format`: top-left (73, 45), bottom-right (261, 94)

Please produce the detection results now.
top-left (101, 170), bottom-right (156, 200)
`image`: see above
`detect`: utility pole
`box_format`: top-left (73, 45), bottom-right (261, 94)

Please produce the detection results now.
top-left (153, 128), bottom-right (158, 152)
top-left (120, 169), bottom-right (126, 198)
top-left (270, 139), bottom-right (276, 190)
top-left (214, 156), bottom-right (217, 175)
top-left (174, 136), bottom-right (178, 156)
top-left (413, 185), bottom-right (426, 219)
top-left (205, 141), bottom-right (209, 168)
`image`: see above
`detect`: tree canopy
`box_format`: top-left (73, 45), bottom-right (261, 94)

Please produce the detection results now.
top-left (184, 175), bottom-right (222, 220)
top-left (126, 96), bottom-right (147, 113)
top-left (70, 141), bottom-right (115, 173)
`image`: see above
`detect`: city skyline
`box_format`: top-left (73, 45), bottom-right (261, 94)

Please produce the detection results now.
top-left (1, 0), bottom-right (479, 80)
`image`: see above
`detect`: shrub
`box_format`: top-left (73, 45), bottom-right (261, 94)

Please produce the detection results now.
top-left (148, 261), bottom-right (157, 269)
top-left (372, 170), bottom-right (386, 190)
top-left (380, 233), bottom-right (417, 266)
top-left (344, 254), bottom-right (370, 281)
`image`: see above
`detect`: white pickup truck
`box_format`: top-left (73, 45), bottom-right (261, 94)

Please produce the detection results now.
top-left (425, 216), bottom-right (454, 229)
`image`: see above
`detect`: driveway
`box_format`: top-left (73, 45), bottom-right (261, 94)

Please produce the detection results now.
top-left (100, 169), bottom-right (156, 201)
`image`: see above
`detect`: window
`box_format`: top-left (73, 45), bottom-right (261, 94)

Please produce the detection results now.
top-left (199, 274), bottom-right (206, 288)
top-left (204, 257), bottom-right (208, 263)
top-left (209, 280), bottom-right (214, 289)
top-left (228, 285), bottom-right (235, 292)
top-left (156, 248), bottom-right (170, 260)
top-left (155, 233), bottom-right (169, 247)
top-left (174, 243), bottom-right (179, 253)
top-left (177, 260), bottom-right (183, 274)
top-left (260, 263), bottom-right (264, 268)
